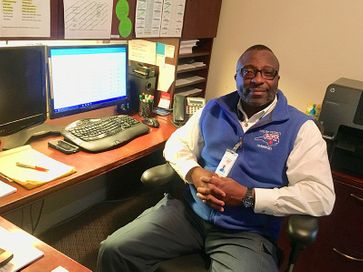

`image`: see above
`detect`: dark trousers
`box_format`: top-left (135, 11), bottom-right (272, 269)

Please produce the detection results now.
top-left (97, 194), bottom-right (278, 272)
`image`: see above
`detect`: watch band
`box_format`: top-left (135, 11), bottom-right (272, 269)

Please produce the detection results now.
top-left (242, 187), bottom-right (255, 208)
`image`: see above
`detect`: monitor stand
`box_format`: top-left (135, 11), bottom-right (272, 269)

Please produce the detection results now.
top-left (1, 124), bottom-right (63, 150)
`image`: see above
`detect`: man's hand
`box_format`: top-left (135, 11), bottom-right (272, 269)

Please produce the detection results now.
top-left (201, 175), bottom-right (247, 206)
top-left (187, 167), bottom-right (248, 212)
top-left (187, 167), bottom-right (226, 211)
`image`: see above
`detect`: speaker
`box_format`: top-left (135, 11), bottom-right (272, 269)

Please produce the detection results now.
top-left (128, 61), bottom-right (157, 111)
top-left (129, 74), bottom-right (157, 96)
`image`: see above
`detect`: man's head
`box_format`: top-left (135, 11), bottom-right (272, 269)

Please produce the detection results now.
top-left (235, 45), bottom-right (280, 115)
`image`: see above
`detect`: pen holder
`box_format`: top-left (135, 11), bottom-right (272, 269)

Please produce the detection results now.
top-left (139, 100), bottom-right (154, 118)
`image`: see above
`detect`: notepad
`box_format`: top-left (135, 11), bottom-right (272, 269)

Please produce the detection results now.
top-left (0, 145), bottom-right (76, 189)
top-left (0, 227), bottom-right (44, 272)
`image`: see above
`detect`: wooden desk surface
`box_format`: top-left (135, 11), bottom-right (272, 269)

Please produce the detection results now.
top-left (0, 216), bottom-right (91, 272)
top-left (0, 109), bottom-right (176, 214)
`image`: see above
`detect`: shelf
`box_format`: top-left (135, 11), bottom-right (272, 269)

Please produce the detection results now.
top-left (178, 51), bottom-right (210, 59)
top-left (175, 87), bottom-right (203, 97)
top-left (175, 76), bottom-right (206, 89)
top-left (177, 65), bottom-right (207, 74)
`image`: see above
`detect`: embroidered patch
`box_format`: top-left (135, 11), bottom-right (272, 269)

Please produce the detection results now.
top-left (255, 130), bottom-right (281, 150)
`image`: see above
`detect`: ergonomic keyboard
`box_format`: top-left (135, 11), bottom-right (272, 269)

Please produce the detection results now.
top-left (62, 115), bottom-right (150, 152)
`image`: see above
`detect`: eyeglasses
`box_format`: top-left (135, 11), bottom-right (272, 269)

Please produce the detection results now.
top-left (239, 66), bottom-right (278, 80)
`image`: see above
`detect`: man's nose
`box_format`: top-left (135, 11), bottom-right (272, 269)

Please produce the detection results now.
top-left (251, 70), bottom-right (264, 83)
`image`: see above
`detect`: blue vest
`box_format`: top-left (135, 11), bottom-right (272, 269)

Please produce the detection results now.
top-left (186, 90), bottom-right (310, 241)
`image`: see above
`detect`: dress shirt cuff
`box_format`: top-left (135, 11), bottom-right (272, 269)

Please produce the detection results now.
top-left (171, 160), bottom-right (200, 184)
top-left (253, 187), bottom-right (278, 214)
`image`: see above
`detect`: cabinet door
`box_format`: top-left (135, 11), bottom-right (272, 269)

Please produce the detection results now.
top-left (293, 180), bottom-right (363, 272)
top-left (182, 0), bottom-right (222, 39)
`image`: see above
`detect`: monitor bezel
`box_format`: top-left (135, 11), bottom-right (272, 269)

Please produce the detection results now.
top-left (0, 45), bottom-right (47, 137)
top-left (47, 43), bottom-right (129, 119)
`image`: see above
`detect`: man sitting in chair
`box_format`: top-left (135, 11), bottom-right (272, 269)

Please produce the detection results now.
top-left (97, 44), bottom-right (335, 272)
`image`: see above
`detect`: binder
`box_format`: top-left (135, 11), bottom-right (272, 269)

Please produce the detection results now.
top-left (0, 145), bottom-right (76, 189)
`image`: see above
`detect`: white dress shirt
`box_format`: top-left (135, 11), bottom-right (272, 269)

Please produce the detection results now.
top-left (164, 97), bottom-right (335, 217)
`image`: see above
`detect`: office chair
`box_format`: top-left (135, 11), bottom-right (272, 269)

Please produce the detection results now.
top-left (141, 163), bottom-right (319, 272)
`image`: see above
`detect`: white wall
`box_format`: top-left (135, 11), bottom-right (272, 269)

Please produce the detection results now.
top-left (207, 0), bottom-right (363, 111)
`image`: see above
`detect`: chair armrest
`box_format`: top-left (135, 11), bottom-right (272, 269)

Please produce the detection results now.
top-left (287, 215), bottom-right (319, 247)
top-left (140, 163), bottom-right (179, 186)
top-left (286, 214), bottom-right (319, 269)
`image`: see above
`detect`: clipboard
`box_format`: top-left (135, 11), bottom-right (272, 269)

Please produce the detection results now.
top-left (0, 145), bottom-right (76, 189)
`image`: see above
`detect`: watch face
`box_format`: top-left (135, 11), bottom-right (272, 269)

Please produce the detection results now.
top-left (242, 197), bottom-right (254, 208)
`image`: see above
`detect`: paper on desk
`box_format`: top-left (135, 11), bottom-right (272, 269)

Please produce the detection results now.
top-left (0, 227), bottom-right (44, 272)
top-left (0, 180), bottom-right (17, 198)
top-left (0, 145), bottom-right (76, 189)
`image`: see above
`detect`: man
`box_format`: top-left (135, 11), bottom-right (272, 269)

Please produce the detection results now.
top-left (97, 45), bottom-right (335, 272)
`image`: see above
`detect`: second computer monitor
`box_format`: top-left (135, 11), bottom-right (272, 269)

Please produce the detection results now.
top-left (47, 43), bottom-right (129, 119)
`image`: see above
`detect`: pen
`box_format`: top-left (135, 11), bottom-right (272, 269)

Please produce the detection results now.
top-left (16, 162), bottom-right (49, 172)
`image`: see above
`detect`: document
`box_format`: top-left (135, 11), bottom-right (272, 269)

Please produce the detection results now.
top-left (160, 0), bottom-right (186, 37)
top-left (0, 0), bottom-right (50, 37)
top-left (156, 42), bottom-right (176, 92)
top-left (129, 39), bottom-right (157, 65)
top-left (0, 227), bottom-right (44, 272)
top-left (0, 145), bottom-right (76, 190)
top-left (63, 0), bottom-right (113, 39)
top-left (135, 0), bottom-right (163, 37)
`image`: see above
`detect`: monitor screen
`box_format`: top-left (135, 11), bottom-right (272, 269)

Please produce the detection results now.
top-left (0, 46), bottom-right (47, 136)
top-left (48, 44), bottom-right (128, 118)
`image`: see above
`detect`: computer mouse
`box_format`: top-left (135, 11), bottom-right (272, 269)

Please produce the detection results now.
top-left (142, 117), bottom-right (160, 128)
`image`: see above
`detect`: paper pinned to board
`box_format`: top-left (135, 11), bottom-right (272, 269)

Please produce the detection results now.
top-left (0, 145), bottom-right (76, 189)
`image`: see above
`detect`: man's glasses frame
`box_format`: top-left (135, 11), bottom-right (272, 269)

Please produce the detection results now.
top-left (239, 66), bottom-right (278, 80)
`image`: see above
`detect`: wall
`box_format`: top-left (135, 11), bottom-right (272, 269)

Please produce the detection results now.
top-left (206, 0), bottom-right (363, 111)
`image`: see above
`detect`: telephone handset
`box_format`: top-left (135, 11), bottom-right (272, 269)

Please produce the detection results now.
top-left (173, 95), bottom-right (205, 126)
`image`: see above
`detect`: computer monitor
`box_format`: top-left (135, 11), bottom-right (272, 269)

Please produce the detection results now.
top-left (47, 43), bottom-right (129, 119)
top-left (0, 45), bottom-right (47, 137)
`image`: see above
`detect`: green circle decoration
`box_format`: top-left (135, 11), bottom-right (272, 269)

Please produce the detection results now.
top-left (119, 17), bottom-right (132, 38)
top-left (116, 0), bottom-right (129, 19)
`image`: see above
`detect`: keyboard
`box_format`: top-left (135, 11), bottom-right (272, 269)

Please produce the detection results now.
top-left (62, 115), bottom-right (150, 152)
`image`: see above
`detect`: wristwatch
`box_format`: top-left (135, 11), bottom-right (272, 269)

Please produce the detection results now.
top-left (242, 188), bottom-right (255, 208)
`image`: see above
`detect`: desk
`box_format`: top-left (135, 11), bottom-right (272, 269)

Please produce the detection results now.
top-left (0, 110), bottom-right (176, 214)
top-left (0, 108), bottom-right (177, 271)
top-left (0, 216), bottom-right (91, 272)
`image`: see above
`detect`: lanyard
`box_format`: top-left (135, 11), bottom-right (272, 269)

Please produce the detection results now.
top-left (232, 138), bottom-right (243, 153)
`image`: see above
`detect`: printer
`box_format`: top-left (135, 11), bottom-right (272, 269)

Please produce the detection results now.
top-left (319, 78), bottom-right (363, 176)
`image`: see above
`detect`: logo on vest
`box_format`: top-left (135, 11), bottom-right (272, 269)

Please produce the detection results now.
top-left (255, 130), bottom-right (281, 150)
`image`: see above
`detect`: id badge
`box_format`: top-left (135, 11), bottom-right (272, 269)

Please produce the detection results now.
top-left (215, 149), bottom-right (238, 177)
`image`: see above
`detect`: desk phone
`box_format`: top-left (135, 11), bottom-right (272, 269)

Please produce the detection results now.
top-left (186, 97), bottom-right (206, 115)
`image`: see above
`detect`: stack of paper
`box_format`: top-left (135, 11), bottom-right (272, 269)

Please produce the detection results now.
top-left (0, 180), bottom-right (16, 198)
top-left (175, 76), bottom-right (205, 87)
top-left (179, 40), bottom-right (199, 54)
top-left (0, 227), bottom-right (44, 272)
top-left (175, 88), bottom-right (203, 97)
top-left (177, 62), bottom-right (206, 72)
top-left (0, 145), bottom-right (76, 189)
